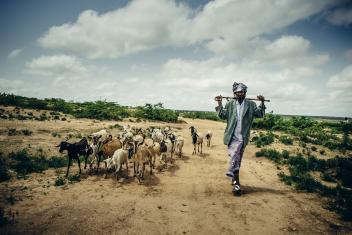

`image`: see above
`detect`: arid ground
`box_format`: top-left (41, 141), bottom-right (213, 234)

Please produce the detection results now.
top-left (0, 107), bottom-right (351, 234)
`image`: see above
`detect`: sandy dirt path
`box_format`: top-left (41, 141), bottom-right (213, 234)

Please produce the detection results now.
top-left (1, 118), bottom-right (351, 234)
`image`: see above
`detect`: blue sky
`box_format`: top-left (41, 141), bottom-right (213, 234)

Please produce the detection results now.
top-left (1, 0), bottom-right (352, 117)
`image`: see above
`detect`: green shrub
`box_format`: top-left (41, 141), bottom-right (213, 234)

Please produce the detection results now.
top-left (109, 123), bottom-right (123, 130)
top-left (181, 111), bottom-right (221, 121)
top-left (0, 153), bottom-right (11, 182)
top-left (282, 150), bottom-right (290, 159)
top-left (55, 175), bottom-right (66, 186)
top-left (134, 103), bottom-right (178, 122)
top-left (321, 172), bottom-right (336, 182)
top-left (51, 132), bottom-right (61, 138)
top-left (8, 128), bottom-right (17, 136)
top-left (279, 135), bottom-right (293, 145)
top-left (47, 156), bottom-right (67, 168)
top-left (252, 132), bottom-right (274, 147)
top-left (255, 148), bottom-right (282, 163)
top-left (67, 174), bottom-right (80, 183)
top-left (21, 129), bottom-right (33, 136)
top-left (9, 149), bottom-right (48, 175)
top-left (327, 186), bottom-right (352, 221)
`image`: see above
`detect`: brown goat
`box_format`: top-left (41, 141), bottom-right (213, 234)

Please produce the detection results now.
top-left (96, 139), bottom-right (123, 172)
top-left (133, 146), bottom-right (153, 182)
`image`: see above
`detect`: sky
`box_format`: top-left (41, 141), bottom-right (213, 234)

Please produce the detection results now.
top-left (0, 0), bottom-right (352, 117)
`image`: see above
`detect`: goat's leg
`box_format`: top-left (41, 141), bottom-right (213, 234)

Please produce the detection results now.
top-left (201, 143), bottom-right (203, 154)
top-left (84, 154), bottom-right (88, 169)
top-left (125, 161), bottom-right (128, 177)
top-left (66, 157), bottom-right (72, 177)
top-left (77, 157), bottom-right (82, 174)
top-left (152, 155), bottom-right (156, 169)
top-left (104, 161), bottom-right (108, 179)
top-left (115, 164), bottom-right (121, 180)
top-left (96, 155), bottom-right (101, 173)
top-left (142, 164), bottom-right (145, 180)
top-left (133, 162), bottom-right (136, 177)
top-left (149, 159), bottom-right (153, 175)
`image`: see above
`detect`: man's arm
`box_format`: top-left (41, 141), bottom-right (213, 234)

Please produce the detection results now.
top-left (215, 99), bottom-right (230, 120)
top-left (253, 95), bottom-right (266, 118)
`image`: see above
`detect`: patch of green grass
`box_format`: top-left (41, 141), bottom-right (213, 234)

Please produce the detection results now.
top-left (109, 123), bottom-right (123, 130)
top-left (251, 132), bottom-right (274, 148)
top-left (0, 153), bottom-right (11, 182)
top-left (51, 132), bottom-right (61, 138)
top-left (279, 135), bottom-right (293, 145)
top-left (255, 148), bottom-right (282, 163)
top-left (47, 156), bottom-right (67, 168)
top-left (54, 175), bottom-right (66, 186)
top-left (21, 129), bottom-right (33, 136)
top-left (67, 174), bottom-right (80, 183)
top-left (8, 128), bottom-right (17, 136)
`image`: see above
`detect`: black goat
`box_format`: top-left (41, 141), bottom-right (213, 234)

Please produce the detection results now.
top-left (56, 137), bottom-right (90, 177)
top-left (189, 126), bottom-right (203, 155)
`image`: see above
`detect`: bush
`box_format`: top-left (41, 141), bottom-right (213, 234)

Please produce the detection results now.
top-left (311, 146), bottom-right (317, 151)
top-left (21, 129), bottom-right (33, 136)
top-left (279, 135), bottom-right (293, 145)
top-left (181, 111), bottom-right (221, 121)
top-left (134, 103), bottom-right (179, 122)
top-left (47, 156), bottom-right (67, 168)
top-left (9, 149), bottom-right (48, 175)
top-left (51, 132), bottom-right (61, 138)
top-left (252, 113), bottom-right (289, 130)
top-left (255, 148), bottom-right (282, 163)
top-left (67, 174), bottom-right (80, 183)
top-left (8, 128), bottom-right (17, 136)
top-left (0, 153), bottom-right (11, 182)
top-left (109, 123), bottom-right (123, 130)
top-left (327, 186), bottom-right (352, 221)
top-left (55, 175), bottom-right (66, 186)
top-left (252, 132), bottom-right (274, 147)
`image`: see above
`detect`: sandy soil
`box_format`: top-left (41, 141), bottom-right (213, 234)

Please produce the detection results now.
top-left (0, 112), bottom-right (351, 234)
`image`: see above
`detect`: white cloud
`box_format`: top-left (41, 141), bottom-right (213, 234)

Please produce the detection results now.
top-left (38, 0), bottom-right (191, 59)
top-left (37, 0), bottom-right (333, 59)
top-left (25, 54), bottom-right (87, 76)
top-left (327, 8), bottom-right (352, 26)
top-left (345, 49), bottom-right (352, 60)
top-left (252, 35), bottom-right (329, 67)
top-left (8, 49), bottom-right (22, 59)
top-left (327, 65), bottom-right (352, 89)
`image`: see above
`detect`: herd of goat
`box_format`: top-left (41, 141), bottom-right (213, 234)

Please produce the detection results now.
top-left (56, 125), bottom-right (213, 182)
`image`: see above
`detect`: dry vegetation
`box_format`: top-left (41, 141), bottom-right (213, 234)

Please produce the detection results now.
top-left (0, 105), bottom-right (352, 234)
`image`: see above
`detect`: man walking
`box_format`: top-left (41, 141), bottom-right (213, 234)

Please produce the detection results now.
top-left (215, 82), bottom-right (265, 196)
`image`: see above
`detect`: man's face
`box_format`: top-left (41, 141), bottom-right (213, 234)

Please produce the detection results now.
top-left (234, 91), bottom-right (245, 99)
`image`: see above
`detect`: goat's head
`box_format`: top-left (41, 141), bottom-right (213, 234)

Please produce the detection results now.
top-left (56, 141), bottom-right (69, 153)
top-left (189, 126), bottom-right (196, 135)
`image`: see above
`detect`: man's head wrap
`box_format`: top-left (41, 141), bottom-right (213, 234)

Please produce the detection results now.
top-left (232, 82), bottom-right (247, 93)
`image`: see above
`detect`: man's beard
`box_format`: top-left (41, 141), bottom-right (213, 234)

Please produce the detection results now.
top-left (236, 94), bottom-right (245, 103)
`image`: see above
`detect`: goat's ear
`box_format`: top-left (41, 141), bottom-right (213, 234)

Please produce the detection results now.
top-left (55, 143), bottom-right (61, 147)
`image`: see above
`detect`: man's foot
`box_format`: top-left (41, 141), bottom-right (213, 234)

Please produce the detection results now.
top-left (232, 184), bottom-right (242, 196)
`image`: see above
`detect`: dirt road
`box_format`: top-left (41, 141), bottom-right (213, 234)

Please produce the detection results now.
top-left (1, 118), bottom-right (351, 234)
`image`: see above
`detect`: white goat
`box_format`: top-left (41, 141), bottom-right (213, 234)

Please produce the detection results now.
top-left (175, 136), bottom-right (184, 157)
top-left (104, 145), bottom-right (133, 180)
top-left (205, 130), bottom-right (213, 147)
top-left (152, 130), bottom-right (164, 143)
